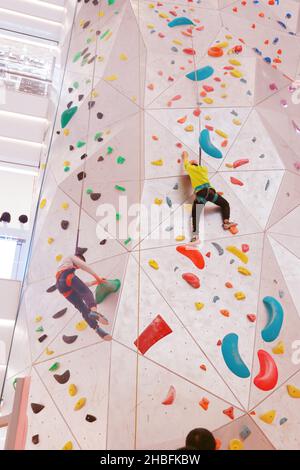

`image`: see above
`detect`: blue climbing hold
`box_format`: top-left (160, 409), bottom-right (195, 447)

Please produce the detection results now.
top-left (185, 65), bottom-right (214, 82)
top-left (261, 296), bottom-right (284, 343)
top-left (199, 129), bottom-right (223, 159)
top-left (168, 17), bottom-right (195, 28)
top-left (221, 333), bottom-right (250, 379)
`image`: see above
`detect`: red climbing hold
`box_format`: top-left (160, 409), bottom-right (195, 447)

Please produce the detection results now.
top-left (247, 314), bottom-right (256, 323)
top-left (223, 406), bottom-right (234, 420)
top-left (162, 385), bottom-right (176, 405)
top-left (242, 244), bottom-right (249, 253)
top-left (176, 245), bottom-right (205, 270)
top-left (182, 273), bottom-right (200, 289)
top-left (230, 177), bottom-right (244, 186)
top-left (183, 48), bottom-right (196, 55)
top-left (254, 350), bottom-right (278, 391)
top-left (134, 315), bottom-right (172, 355)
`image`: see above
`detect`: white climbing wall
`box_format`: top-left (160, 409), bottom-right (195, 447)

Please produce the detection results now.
top-left (4, 0), bottom-right (300, 450)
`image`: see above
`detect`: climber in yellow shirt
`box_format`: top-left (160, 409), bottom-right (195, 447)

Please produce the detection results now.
top-left (183, 151), bottom-right (237, 243)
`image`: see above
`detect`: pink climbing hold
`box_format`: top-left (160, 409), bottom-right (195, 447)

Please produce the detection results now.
top-left (171, 95), bottom-right (182, 101)
top-left (176, 245), bottom-right (205, 270)
top-left (242, 244), bottom-right (249, 253)
top-left (182, 273), bottom-right (200, 289)
top-left (161, 385), bottom-right (176, 405)
top-left (183, 48), bottom-right (196, 55)
top-left (230, 177), bottom-right (244, 186)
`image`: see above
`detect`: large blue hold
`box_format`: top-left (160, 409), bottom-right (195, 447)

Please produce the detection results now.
top-left (168, 17), bottom-right (195, 28)
top-left (221, 333), bottom-right (250, 379)
top-left (261, 296), bottom-right (284, 342)
top-left (185, 65), bottom-right (214, 82)
top-left (199, 129), bottom-right (223, 159)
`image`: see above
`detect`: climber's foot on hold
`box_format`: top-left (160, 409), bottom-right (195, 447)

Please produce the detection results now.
top-left (89, 311), bottom-right (109, 326)
top-left (189, 234), bottom-right (200, 245)
top-left (223, 220), bottom-right (237, 231)
top-left (96, 326), bottom-right (112, 341)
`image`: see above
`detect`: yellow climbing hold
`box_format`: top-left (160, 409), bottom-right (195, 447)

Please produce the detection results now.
top-left (63, 129), bottom-right (70, 136)
top-left (149, 260), bottom-right (159, 270)
top-left (226, 163), bottom-right (234, 168)
top-left (221, 94), bottom-right (228, 99)
top-left (203, 97), bottom-right (214, 104)
top-left (235, 291), bottom-right (246, 300)
top-left (45, 347), bottom-right (54, 355)
top-left (147, 23), bottom-right (155, 29)
top-left (74, 397), bottom-right (86, 411)
top-left (259, 410), bottom-right (276, 425)
top-left (229, 439), bottom-right (244, 450)
top-left (148, 3), bottom-right (155, 8)
top-left (220, 83), bottom-right (227, 88)
top-left (119, 53), bottom-right (128, 61)
top-left (287, 384), bottom-right (300, 398)
top-left (229, 59), bottom-right (241, 66)
top-left (68, 384), bottom-right (78, 397)
top-left (173, 39), bottom-right (182, 46)
top-left (35, 315), bottom-right (43, 323)
top-left (233, 119), bottom-right (241, 126)
top-left (154, 198), bottom-right (163, 205)
top-left (61, 202), bottom-right (69, 210)
top-left (76, 320), bottom-right (88, 331)
top-left (195, 302), bottom-right (204, 311)
top-left (98, 11), bottom-right (104, 17)
top-left (215, 129), bottom-right (228, 139)
top-left (40, 199), bottom-right (47, 209)
top-left (184, 125), bottom-right (194, 132)
top-left (215, 41), bottom-right (229, 49)
top-left (64, 161), bottom-right (70, 167)
top-left (225, 34), bottom-right (233, 40)
top-left (226, 246), bottom-right (248, 264)
top-left (41, 163), bottom-right (46, 170)
top-left (230, 69), bottom-right (243, 78)
top-left (48, 237), bottom-right (54, 245)
top-left (151, 159), bottom-right (164, 166)
top-left (159, 12), bottom-right (169, 19)
top-left (91, 89), bottom-right (98, 98)
top-left (175, 235), bottom-right (185, 242)
top-left (272, 341), bottom-right (285, 355)
top-left (56, 254), bottom-right (63, 262)
top-left (62, 441), bottom-right (73, 450)
top-left (204, 115), bottom-right (211, 120)
top-left (105, 75), bottom-right (118, 81)
top-left (238, 266), bottom-right (252, 276)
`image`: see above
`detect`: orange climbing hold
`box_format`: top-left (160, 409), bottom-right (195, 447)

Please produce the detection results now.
top-left (176, 245), bottom-right (205, 270)
top-left (182, 273), bottom-right (200, 289)
top-left (199, 397), bottom-right (210, 411)
top-left (208, 46), bottom-right (223, 58)
top-left (161, 385), bottom-right (176, 405)
top-left (220, 309), bottom-right (230, 317)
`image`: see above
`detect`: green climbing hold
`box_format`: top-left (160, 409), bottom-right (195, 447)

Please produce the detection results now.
top-left (12, 378), bottom-right (17, 390)
top-left (35, 326), bottom-right (44, 333)
top-left (61, 106), bottom-right (78, 129)
top-left (108, 0), bottom-right (115, 5)
top-left (107, 146), bottom-right (113, 155)
top-left (86, 188), bottom-right (93, 195)
top-left (76, 141), bottom-right (86, 148)
top-left (95, 279), bottom-right (121, 304)
top-left (94, 132), bottom-right (103, 141)
top-left (124, 237), bottom-right (132, 245)
top-left (116, 212), bottom-right (121, 221)
top-left (73, 82), bottom-right (79, 89)
top-left (101, 30), bottom-right (110, 40)
top-left (117, 156), bottom-right (125, 164)
top-left (49, 362), bottom-right (60, 372)
top-left (115, 185), bottom-right (126, 192)
top-left (73, 52), bottom-right (82, 63)
top-left (64, 166), bottom-right (70, 172)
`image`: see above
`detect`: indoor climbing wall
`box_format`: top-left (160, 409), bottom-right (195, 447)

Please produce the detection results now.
top-left (5, 0), bottom-right (300, 450)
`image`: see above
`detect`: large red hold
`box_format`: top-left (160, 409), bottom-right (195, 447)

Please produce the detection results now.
top-left (134, 315), bottom-right (172, 355)
top-left (176, 245), bottom-right (205, 270)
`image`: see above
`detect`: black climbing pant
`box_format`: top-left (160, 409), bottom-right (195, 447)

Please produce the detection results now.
top-left (56, 269), bottom-right (98, 329)
top-left (192, 187), bottom-right (230, 234)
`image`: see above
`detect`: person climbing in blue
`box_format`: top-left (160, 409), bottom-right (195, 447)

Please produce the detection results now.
top-left (182, 151), bottom-right (237, 243)
top-left (56, 253), bottom-right (112, 341)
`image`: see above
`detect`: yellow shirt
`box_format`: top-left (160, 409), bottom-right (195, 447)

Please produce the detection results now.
top-left (184, 161), bottom-right (211, 190)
